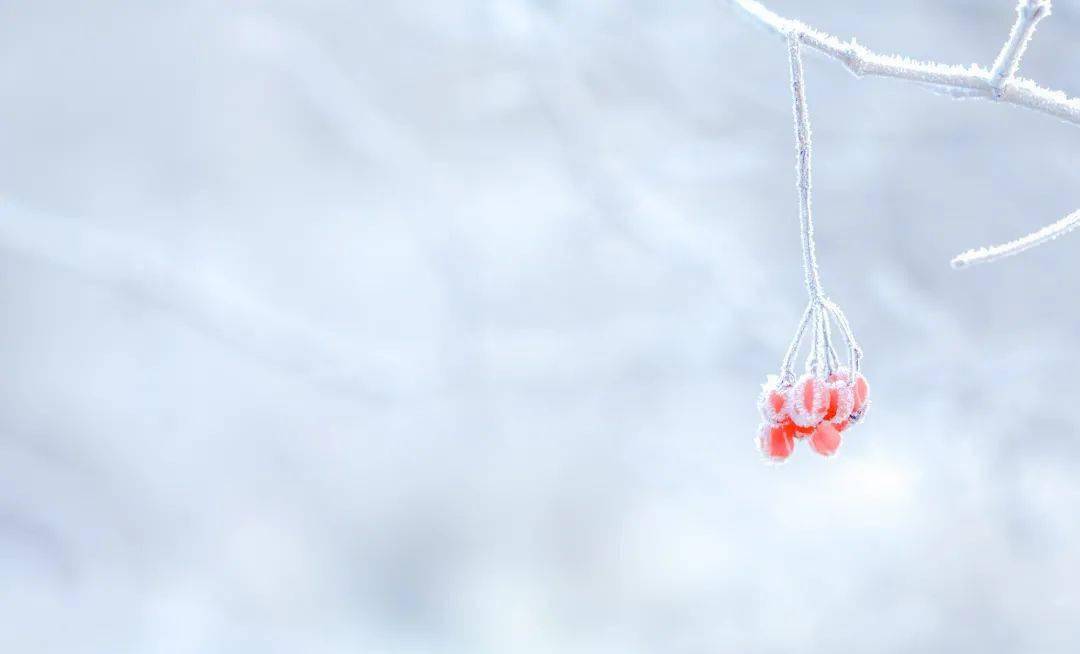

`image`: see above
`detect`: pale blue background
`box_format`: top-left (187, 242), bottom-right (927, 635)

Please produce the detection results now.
top-left (1, 1), bottom-right (1079, 652)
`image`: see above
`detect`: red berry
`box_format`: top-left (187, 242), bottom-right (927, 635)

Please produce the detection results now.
top-left (849, 373), bottom-right (870, 422)
top-left (788, 374), bottom-right (827, 428)
top-left (757, 422), bottom-right (796, 462)
top-left (809, 421), bottom-right (842, 457)
top-left (757, 378), bottom-right (790, 426)
top-left (824, 373), bottom-right (856, 426)
top-left (824, 386), bottom-right (839, 421)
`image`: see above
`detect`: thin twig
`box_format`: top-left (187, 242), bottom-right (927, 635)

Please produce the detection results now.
top-left (780, 301), bottom-right (814, 383)
top-left (991, 0), bottom-right (1052, 96)
top-left (951, 210), bottom-right (1080, 268)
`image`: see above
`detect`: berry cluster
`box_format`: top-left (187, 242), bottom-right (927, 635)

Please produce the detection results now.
top-left (756, 369), bottom-right (869, 462)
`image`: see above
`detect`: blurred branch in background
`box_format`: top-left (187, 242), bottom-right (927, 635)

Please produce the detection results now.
top-left (727, 0), bottom-right (1079, 268)
top-left (0, 204), bottom-right (409, 401)
top-left (234, 9), bottom-right (495, 421)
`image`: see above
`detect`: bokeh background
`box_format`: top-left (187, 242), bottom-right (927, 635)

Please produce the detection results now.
top-left (1, 0), bottom-right (1079, 652)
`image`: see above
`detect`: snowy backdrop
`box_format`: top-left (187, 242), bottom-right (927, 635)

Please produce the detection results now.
top-left (2, 0), bottom-right (1080, 652)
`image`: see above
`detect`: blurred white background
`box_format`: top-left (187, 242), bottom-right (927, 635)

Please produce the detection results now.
top-left (1, 0), bottom-right (1080, 652)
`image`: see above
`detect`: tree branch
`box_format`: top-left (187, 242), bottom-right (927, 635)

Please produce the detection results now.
top-left (728, 0), bottom-right (1079, 122)
top-left (727, 0), bottom-right (1080, 268)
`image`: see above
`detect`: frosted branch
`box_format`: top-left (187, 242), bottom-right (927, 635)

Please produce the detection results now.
top-left (991, 0), bottom-right (1051, 96)
top-left (726, 0), bottom-right (1078, 120)
top-left (728, 0), bottom-right (1080, 268)
top-left (950, 209), bottom-right (1080, 268)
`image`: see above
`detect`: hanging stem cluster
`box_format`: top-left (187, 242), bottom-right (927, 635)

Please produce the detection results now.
top-left (776, 38), bottom-right (861, 390)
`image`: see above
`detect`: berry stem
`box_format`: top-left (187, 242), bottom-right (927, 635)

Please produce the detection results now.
top-left (787, 36), bottom-right (825, 305)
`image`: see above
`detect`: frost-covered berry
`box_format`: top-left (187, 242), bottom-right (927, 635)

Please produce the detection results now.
top-left (757, 422), bottom-right (796, 462)
top-left (849, 373), bottom-right (870, 423)
top-left (757, 376), bottom-right (790, 426)
top-left (809, 421), bottom-right (842, 457)
top-left (788, 374), bottom-right (828, 428)
top-left (825, 370), bottom-right (856, 426)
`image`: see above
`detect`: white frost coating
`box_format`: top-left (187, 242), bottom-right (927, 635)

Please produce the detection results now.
top-left (788, 38), bottom-right (822, 304)
top-left (951, 210), bottom-right (1080, 268)
top-left (728, 0), bottom-right (1080, 267)
top-left (788, 374), bottom-right (827, 427)
top-left (758, 374), bottom-right (788, 425)
top-left (828, 377), bottom-right (856, 427)
top-left (991, 0), bottom-right (1051, 96)
top-left (726, 0), bottom-right (1079, 122)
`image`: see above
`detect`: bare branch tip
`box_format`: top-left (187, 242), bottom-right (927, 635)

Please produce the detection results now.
top-left (1020, 0), bottom-right (1052, 20)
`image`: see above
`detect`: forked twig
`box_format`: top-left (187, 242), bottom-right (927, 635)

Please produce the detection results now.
top-left (728, 0), bottom-right (1078, 268)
